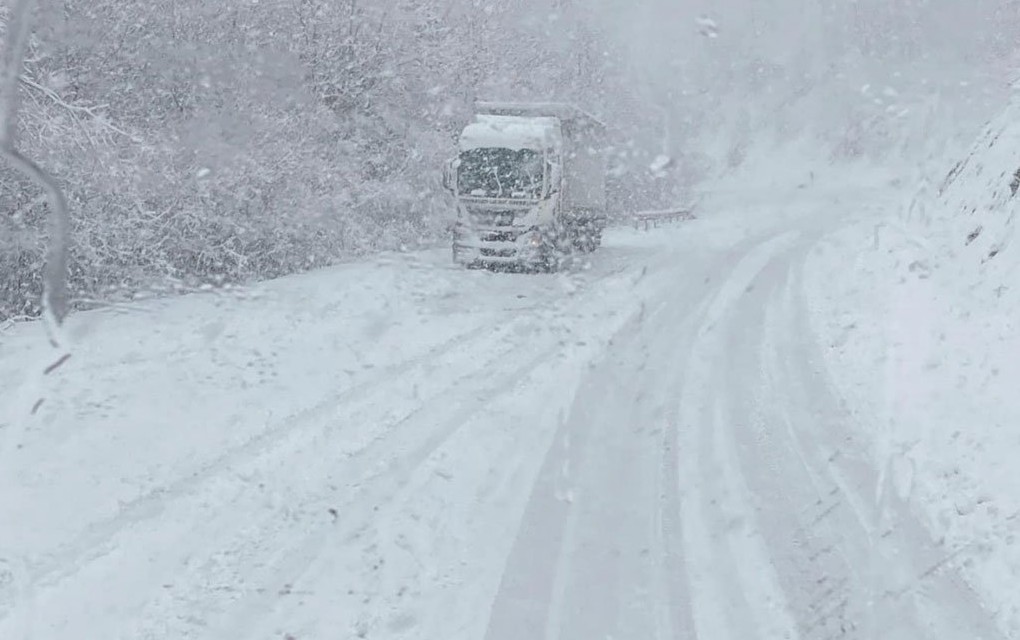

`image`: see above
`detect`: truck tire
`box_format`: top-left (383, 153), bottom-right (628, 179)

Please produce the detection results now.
top-left (572, 223), bottom-right (599, 253)
top-left (568, 223), bottom-right (588, 253)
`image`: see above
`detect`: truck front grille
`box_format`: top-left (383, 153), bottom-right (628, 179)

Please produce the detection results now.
top-left (467, 209), bottom-right (516, 226)
top-left (480, 247), bottom-right (517, 258)
top-left (482, 230), bottom-right (518, 243)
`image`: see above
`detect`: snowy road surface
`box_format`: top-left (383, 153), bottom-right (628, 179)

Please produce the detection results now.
top-left (0, 192), bottom-right (1003, 639)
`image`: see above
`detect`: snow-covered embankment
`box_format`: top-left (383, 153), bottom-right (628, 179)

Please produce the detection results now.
top-left (804, 101), bottom-right (1020, 636)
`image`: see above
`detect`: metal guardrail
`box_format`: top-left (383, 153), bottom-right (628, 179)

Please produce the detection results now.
top-left (629, 207), bottom-right (696, 230)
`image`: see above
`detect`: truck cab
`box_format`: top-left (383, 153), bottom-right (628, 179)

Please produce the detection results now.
top-left (445, 103), bottom-right (607, 270)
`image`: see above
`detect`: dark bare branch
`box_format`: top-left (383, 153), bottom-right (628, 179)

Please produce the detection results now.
top-left (0, 0), bottom-right (35, 149)
top-left (1, 0), bottom-right (71, 341)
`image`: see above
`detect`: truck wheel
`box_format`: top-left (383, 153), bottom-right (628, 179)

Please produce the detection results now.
top-left (570, 225), bottom-right (591, 253)
top-left (573, 225), bottom-right (598, 253)
top-left (545, 239), bottom-right (566, 272)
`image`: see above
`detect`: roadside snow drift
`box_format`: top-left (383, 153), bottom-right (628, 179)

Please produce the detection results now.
top-left (805, 95), bottom-right (1020, 636)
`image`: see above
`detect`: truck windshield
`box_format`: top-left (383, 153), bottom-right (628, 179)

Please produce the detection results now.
top-left (457, 148), bottom-right (544, 199)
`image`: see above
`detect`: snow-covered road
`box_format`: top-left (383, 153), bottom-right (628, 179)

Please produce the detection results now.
top-left (0, 192), bottom-right (1004, 639)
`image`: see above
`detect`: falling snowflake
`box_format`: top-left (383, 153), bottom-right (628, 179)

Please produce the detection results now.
top-left (696, 15), bottom-right (719, 38)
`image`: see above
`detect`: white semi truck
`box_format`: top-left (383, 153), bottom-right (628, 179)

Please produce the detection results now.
top-left (444, 102), bottom-right (609, 269)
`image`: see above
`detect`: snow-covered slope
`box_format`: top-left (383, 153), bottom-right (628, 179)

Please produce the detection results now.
top-left (805, 94), bottom-right (1020, 636)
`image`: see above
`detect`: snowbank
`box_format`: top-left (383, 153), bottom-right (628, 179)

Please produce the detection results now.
top-left (804, 94), bottom-right (1020, 636)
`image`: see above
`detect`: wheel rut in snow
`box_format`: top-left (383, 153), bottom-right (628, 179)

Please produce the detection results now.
top-left (189, 260), bottom-right (667, 640)
top-left (760, 257), bottom-right (1003, 640)
top-left (1, 256), bottom-right (659, 640)
top-left (2, 320), bottom-right (496, 615)
top-left (482, 245), bottom-right (741, 640)
top-left (675, 228), bottom-right (1005, 640)
top-left (0, 281), bottom-right (600, 638)
top-left (198, 343), bottom-right (568, 640)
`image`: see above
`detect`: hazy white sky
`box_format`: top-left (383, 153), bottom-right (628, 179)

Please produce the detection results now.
top-left (573, 0), bottom-right (1017, 167)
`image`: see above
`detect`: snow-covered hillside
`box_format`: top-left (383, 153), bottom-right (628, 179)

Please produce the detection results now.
top-left (805, 93), bottom-right (1020, 636)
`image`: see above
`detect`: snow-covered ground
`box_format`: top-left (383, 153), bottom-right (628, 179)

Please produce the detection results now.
top-left (0, 179), bottom-right (1013, 639)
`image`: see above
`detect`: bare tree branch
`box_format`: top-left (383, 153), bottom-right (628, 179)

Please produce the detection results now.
top-left (1, 0), bottom-right (71, 345)
top-left (4, 146), bottom-right (69, 333)
top-left (18, 75), bottom-right (136, 140)
top-left (0, 0), bottom-right (35, 148)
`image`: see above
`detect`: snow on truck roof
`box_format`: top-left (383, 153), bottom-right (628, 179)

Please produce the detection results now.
top-left (475, 101), bottom-right (606, 130)
top-left (459, 114), bottom-right (562, 152)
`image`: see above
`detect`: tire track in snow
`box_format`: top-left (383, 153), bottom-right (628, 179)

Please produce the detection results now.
top-left (1, 304), bottom-right (587, 638)
top-left (482, 228), bottom-right (816, 640)
top-left (735, 257), bottom-right (873, 639)
top-left (123, 259), bottom-right (658, 640)
top-left (483, 242), bottom-right (751, 640)
top-left (128, 339), bottom-right (567, 640)
top-left (0, 232), bottom-right (680, 639)
top-left (0, 321), bottom-right (499, 615)
top-left (200, 342), bottom-right (569, 640)
top-left (485, 300), bottom-right (702, 640)
top-left (771, 257), bottom-right (1005, 640)
top-left (657, 378), bottom-right (697, 640)
top-left (542, 296), bottom-right (706, 640)
top-left (701, 228), bottom-right (1004, 640)
top-left (675, 230), bottom-right (803, 640)
top-left (1, 315), bottom-right (563, 639)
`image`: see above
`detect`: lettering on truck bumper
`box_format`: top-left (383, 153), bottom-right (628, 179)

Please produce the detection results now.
top-left (452, 224), bottom-right (546, 266)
